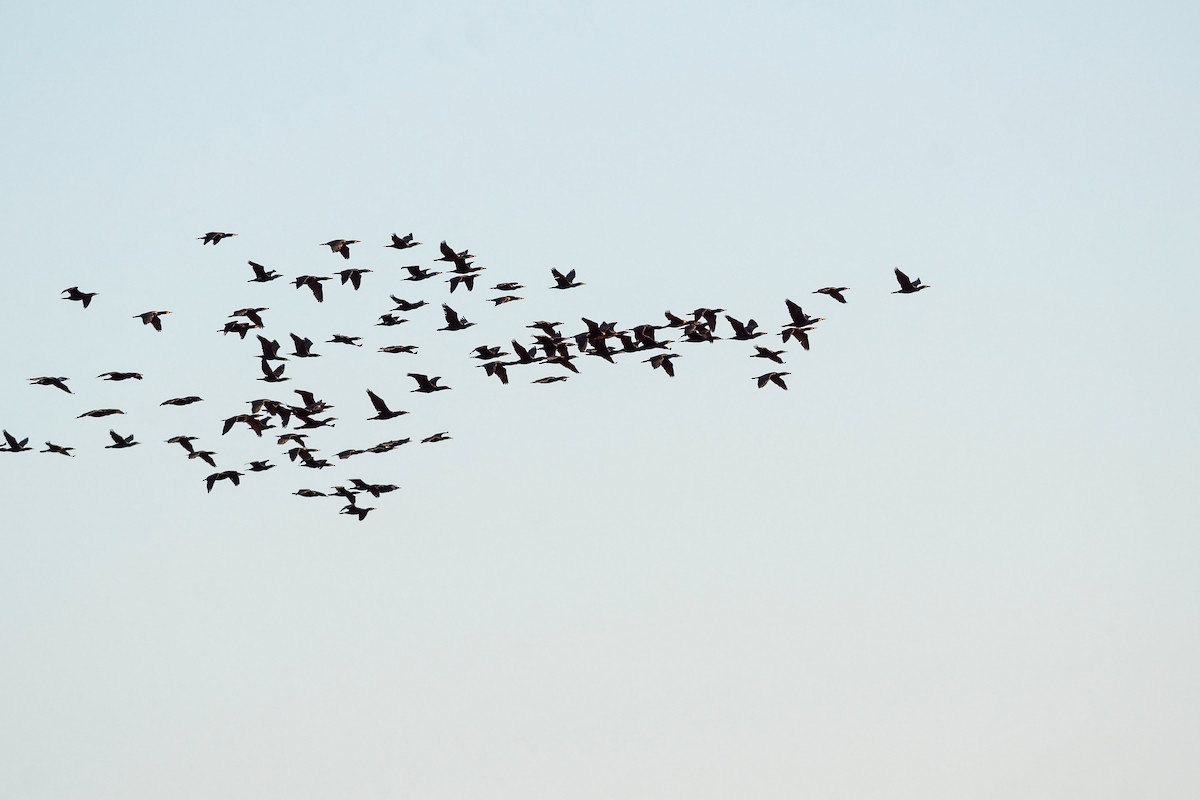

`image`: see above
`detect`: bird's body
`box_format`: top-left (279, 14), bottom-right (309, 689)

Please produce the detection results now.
top-left (387, 232), bottom-right (420, 250)
top-left (161, 396), bottom-right (203, 406)
top-left (337, 268), bottom-right (372, 290)
top-left (248, 261), bottom-right (282, 282)
top-left (106, 430), bottom-right (139, 449)
top-left (408, 373), bottom-right (451, 393)
top-left (30, 376), bottom-right (71, 393)
top-left (62, 287), bottom-right (98, 307)
top-left (78, 408), bottom-right (124, 419)
top-left (134, 311), bottom-right (171, 331)
top-left (550, 268), bottom-right (584, 289)
top-left (815, 286), bottom-right (849, 303)
top-left (321, 239), bottom-right (360, 259)
top-left (199, 232), bottom-right (237, 245)
top-left (439, 304), bottom-right (474, 331)
top-left (892, 268), bottom-right (929, 294)
top-left (754, 372), bottom-right (790, 390)
top-left (366, 389), bottom-right (408, 420)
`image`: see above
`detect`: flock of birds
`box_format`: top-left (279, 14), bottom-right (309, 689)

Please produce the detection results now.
top-left (5, 231), bottom-right (930, 521)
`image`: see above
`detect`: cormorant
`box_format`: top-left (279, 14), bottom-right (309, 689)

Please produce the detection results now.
top-left (550, 268), bottom-right (584, 289)
top-left (134, 311), bottom-right (171, 331)
top-left (387, 232), bottom-right (420, 250)
top-left (408, 373), bottom-right (451, 393)
top-left (106, 430), bottom-right (139, 448)
top-left (754, 372), bottom-right (790, 390)
top-left (815, 287), bottom-right (849, 303)
top-left (892, 268), bottom-right (929, 294)
top-left (199, 232), bottom-right (237, 245)
top-left (161, 396), bottom-right (203, 406)
top-left (62, 287), bottom-right (98, 307)
top-left (30, 376), bottom-right (71, 393)
top-left (366, 389), bottom-right (408, 420)
top-left (321, 239), bottom-right (360, 259)
top-left (248, 261), bottom-right (283, 282)
top-left (439, 304), bottom-right (474, 331)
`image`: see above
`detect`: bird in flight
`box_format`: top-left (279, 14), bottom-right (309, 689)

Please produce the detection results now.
top-left (387, 232), bottom-right (420, 250)
top-left (199, 232), bottom-right (237, 245)
top-left (321, 239), bottom-right (360, 259)
top-left (62, 286), bottom-right (98, 307)
top-left (892, 268), bottom-right (929, 294)
top-left (814, 286), bottom-right (850, 303)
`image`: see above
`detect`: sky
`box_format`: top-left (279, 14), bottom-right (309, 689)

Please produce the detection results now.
top-left (2, 1), bottom-right (1199, 797)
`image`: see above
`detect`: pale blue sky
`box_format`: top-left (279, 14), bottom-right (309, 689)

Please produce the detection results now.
top-left (1, 2), bottom-right (1198, 797)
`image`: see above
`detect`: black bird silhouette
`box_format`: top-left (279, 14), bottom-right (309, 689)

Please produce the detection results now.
top-left (447, 273), bottom-right (479, 293)
top-left (379, 344), bottom-right (418, 355)
top-left (2, 430), bottom-right (32, 452)
top-left (62, 287), bottom-right (98, 307)
top-left (98, 371), bottom-right (143, 381)
top-left (289, 333), bottom-right (321, 358)
top-left (471, 345), bottom-right (509, 360)
top-left (321, 239), bottom-right (360, 259)
top-left (366, 389), bottom-right (408, 420)
top-left (294, 275), bottom-right (331, 302)
top-left (815, 286), bottom-right (849, 303)
top-left (550, 268), bottom-right (584, 289)
top-left (751, 346), bottom-right (786, 364)
top-left (220, 320), bottom-right (253, 339)
top-left (387, 232), bottom-right (420, 250)
top-left (754, 372), bottom-right (790, 390)
top-left (644, 353), bottom-right (681, 377)
top-left (436, 241), bottom-right (474, 270)
top-left (294, 489), bottom-right (327, 498)
top-left (439, 304), bottom-right (474, 331)
top-left (784, 300), bottom-right (823, 328)
top-left (199, 232), bottom-right (237, 245)
top-left (377, 314), bottom-right (408, 327)
top-left (258, 359), bottom-right (288, 383)
top-left (166, 435), bottom-right (198, 453)
top-left (533, 375), bottom-right (569, 384)
top-left (327, 334), bottom-right (363, 347)
top-left (106, 430), bottom-right (139, 449)
top-left (41, 442), bottom-right (74, 457)
top-left (421, 432), bottom-right (451, 443)
top-left (30, 376), bottom-right (71, 393)
top-left (492, 282), bottom-right (524, 291)
top-left (204, 471), bottom-right (243, 492)
top-left (349, 478), bottom-right (400, 496)
top-left (188, 450), bottom-right (218, 467)
top-left (489, 295), bottom-right (523, 306)
top-left (248, 261), bottom-right (283, 282)
top-left (780, 326), bottom-right (814, 351)
top-left (402, 265), bottom-right (441, 282)
top-left (479, 361), bottom-right (510, 384)
top-left (161, 396), bottom-right (203, 406)
top-left (892, 268), bottom-right (930, 294)
top-left (725, 316), bottom-right (765, 341)
top-left (340, 504), bottom-right (375, 521)
top-left (78, 408), bottom-right (124, 419)
top-left (337, 268), bottom-right (372, 290)
top-left (231, 307), bottom-right (268, 328)
top-left (389, 296), bottom-right (428, 312)
top-left (134, 310), bottom-right (171, 331)
top-left (257, 335), bottom-right (287, 361)
top-left (408, 373), bottom-right (451, 393)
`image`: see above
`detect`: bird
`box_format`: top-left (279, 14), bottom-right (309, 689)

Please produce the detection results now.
top-left (199, 232), bottom-right (237, 245)
top-left (230, 307), bottom-right (268, 328)
top-left (421, 432), bottom-right (451, 443)
top-left (340, 504), bottom-right (375, 521)
top-left (550, 267), bottom-right (584, 289)
top-left (784, 300), bottom-right (823, 328)
top-left (320, 239), bottom-right (360, 259)
top-left (378, 344), bottom-right (418, 355)
top-left (387, 232), bottom-right (420, 250)
top-left (204, 471), bottom-right (243, 492)
top-left (408, 373), bottom-right (451, 393)
top-left (532, 375), bottom-right (569, 384)
top-left (439, 304), bottom-right (474, 331)
top-left (780, 326), bottom-right (814, 351)
top-left (479, 361), bottom-right (510, 384)
top-left (257, 335), bottom-right (287, 361)
top-left (161, 396), bottom-right (203, 406)
top-left (366, 389), bottom-right (408, 420)
top-left (293, 489), bottom-right (327, 498)
top-left (892, 268), bottom-right (929, 294)
top-left (402, 265), bottom-right (441, 282)
top-left (62, 287), bottom-right (98, 307)
top-left (41, 442), bottom-right (74, 457)
top-left (30, 376), bottom-right (71, 393)
top-left (98, 371), bottom-right (143, 381)
top-left (489, 295), bottom-right (523, 306)
top-left (643, 353), bottom-right (681, 377)
top-left (294, 275), bottom-right (331, 302)
top-left (247, 460), bottom-right (274, 472)
top-left (289, 333), bottom-right (321, 358)
top-left (436, 240), bottom-right (474, 270)
top-left (134, 311), bottom-right (171, 331)
top-left (389, 296), bottom-right (428, 312)
top-left (2, 431), bottom-right (32, 452)
top-left (471, 345), bottom-right (509, 360)
top-left (814, 286), bottom-right (849, 303)
top-left (166, 435), bottom-right (198, 453)
top-left (337, 268), bottom-right (372, 290)
top-left (78, 408), bottom-right (124, 418)
top-left (754, 372), bottom-right (790, 390)
top-left (248, 261), bottom-right (283, 282)
top-left (188, 450), bottom-right (218, 467)
top-left (105, 430), bottom-right (139, 449)
top-left (327, 334), bottom-right (363, 347)
top-left (725, 316), bottom-right (765, 341)
top-left (692, 307), bottom-right (725, 331)
top-left (377, 314), bottom-right (408, 327)
top-left (220, 320), bottom-right (253, 339)
top-left (447, 273), bottom-right (480, 293)
top-left (751, 346), bottom-right (786, 364)
top-left (258, 359), bottom-right (288, 383)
